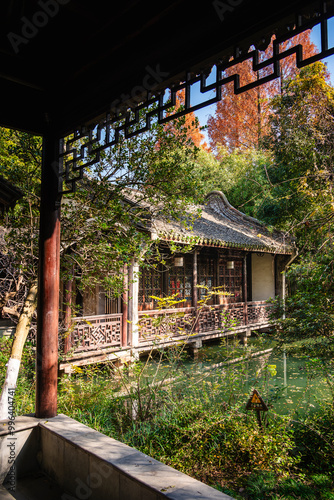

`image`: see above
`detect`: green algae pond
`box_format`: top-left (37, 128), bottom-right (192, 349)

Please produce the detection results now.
top-left (137, 335), bottom-right (333, 417)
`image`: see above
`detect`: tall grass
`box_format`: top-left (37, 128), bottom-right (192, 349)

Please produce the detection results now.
top-left (1, 320), bottom-right (333, 498)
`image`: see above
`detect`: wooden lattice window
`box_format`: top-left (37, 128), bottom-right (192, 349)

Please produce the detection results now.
top-left (219, 259), bottom-right (243, 303)
top-left (105, 295), bottom-right (121, 314)
top-left (168, 258), bottom-right (192, 307)
top-left (138, 267), bottom-right (163, 310)
top-left (198, 257), bottom-right (215, 303)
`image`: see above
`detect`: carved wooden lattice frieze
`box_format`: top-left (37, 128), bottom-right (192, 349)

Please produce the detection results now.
top-left (198, 303), bottom-right (244, 333)
top-left (248, 302), bottom-right (271, 324)
top-left (138, 302), bottom-right (271, 342)
top-left (59, 2), bottom-right (334, 193)
top-left (70, 314), bottom-right (122, 351)
top-left (138, 308), bottom-right (194, 342)
top-left (65, 302), bottom-right (271, 349)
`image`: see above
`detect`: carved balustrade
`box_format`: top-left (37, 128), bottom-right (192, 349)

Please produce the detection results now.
top-left (197, 303), bottom-right (245, 333)
top-left (247, 301), bottom-right (271, 324)
top-left (138, 301), bottom-right (271, 342)
top-left (138, 307), bottom-right (195, 342)
top-left (68, 313), bottom-right (122, 352)
top-left (66, 302), bottom-right (271, 350)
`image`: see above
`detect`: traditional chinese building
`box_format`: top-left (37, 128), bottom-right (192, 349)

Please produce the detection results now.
top-left (0, 2), bottom-right (332, 498)
top-left (61, 190), bottom-right (294, 368)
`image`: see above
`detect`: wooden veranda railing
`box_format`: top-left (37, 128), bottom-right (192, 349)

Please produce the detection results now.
top-left (138, 301), bottom-right (272, 343)
top-left (65, 313), bottom-right (122, 352)
top-left (64, 301), bottom-right (272, 353)
top-left (138, 307), bottom-right (195, 342)
top-left (248, 301), bottom-right (272, 324)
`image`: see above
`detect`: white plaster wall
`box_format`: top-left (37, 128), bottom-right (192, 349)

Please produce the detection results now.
top-left (251, 253), bottom-right (275, 301)
top-left (131, 263), bottom-right (139, 347)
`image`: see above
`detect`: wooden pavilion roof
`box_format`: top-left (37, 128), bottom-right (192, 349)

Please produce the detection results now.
top-left (153, 191), bottom-right (294, 254)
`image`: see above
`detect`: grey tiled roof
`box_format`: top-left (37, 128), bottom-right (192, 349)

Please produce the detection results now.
top-left (153, 191), bottom-right (293, 254)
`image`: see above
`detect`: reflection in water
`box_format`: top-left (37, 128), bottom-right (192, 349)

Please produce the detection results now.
top-left (283, 350), bottom-right (287, 393)
top-left (142, 337), bottom-right (331, 416)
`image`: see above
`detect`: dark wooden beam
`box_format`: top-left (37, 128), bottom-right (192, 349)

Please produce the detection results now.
top-left (35, 132), bottom-right (62, 418)
top-left (1, 1), bottom-right (326, 136)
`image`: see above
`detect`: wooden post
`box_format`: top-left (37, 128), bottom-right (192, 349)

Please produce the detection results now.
top-left (192, 249), bottom-right (199, 333)
top-left (215, 249), bottom-right (219, 305)
top-left (131, 262), bottom-right (139, 347)
top-left (127, 264), bottom-right (133, 347)
top-left (63, 277), bottom-right (73, 355)
top-left (35, 132), bottom-right (62, 418)
top-left (243, 255), bottom-right (248, 326)
top-left (121, 265), bottom-right (128, 347)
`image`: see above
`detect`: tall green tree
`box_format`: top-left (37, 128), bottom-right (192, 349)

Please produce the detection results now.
top-left (0, 129), bottom-right (42, 321)
top-left (192, 146), bottom-right (273, 219)
top-left (197, 63), bottom-right (334, 363)
top-left (259, 62), bottom-right (334, 234)
top-left (60, 116), bottom-right (202, 292)
top-left (0, 115), bottom-right (201, 418)
top-left (260, 63), bottom-right (334, 366)
top-left (0, 128), bottom-right (42, 419)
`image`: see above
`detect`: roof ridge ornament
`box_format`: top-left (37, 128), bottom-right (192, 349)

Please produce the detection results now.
top-left (205, 190), bottom-right (265, 227)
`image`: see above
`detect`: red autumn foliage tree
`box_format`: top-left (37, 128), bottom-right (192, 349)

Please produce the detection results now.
top-left (207, 31), bottom-right (318, 155)
top-left (165, 89), bottom-right (209, 150)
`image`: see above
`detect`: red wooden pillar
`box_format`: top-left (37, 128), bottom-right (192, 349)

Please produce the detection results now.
top-left (35, 132), bottom-right (62, 418)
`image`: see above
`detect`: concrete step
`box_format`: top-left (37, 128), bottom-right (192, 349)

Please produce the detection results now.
top-left (2, 472), bottom-right (68, 500)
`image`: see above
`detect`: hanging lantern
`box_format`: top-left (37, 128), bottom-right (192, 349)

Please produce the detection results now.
top-left (227, 260), bottom-right (234, 269)
top-left (174, 256), bottom-right (184, 267)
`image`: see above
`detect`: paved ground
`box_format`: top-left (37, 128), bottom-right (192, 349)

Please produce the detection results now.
top-left (2, 472), bottom-right (69, 500)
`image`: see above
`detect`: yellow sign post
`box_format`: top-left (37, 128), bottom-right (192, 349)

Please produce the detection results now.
top-left (245, 389), bottom-right (268, 428)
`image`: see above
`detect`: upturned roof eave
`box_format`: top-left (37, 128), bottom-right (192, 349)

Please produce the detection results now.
top-left (158, 232), bottom-right (294, 255)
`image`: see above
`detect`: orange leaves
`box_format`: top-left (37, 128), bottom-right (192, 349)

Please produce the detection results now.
top-left (164, 89), bottom-right (209, 150)
top-left (207, 31), bottom-right (318, 155)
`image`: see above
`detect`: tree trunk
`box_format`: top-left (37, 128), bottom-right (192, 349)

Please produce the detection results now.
top-left (0, 282), bottom-right (38, 420)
